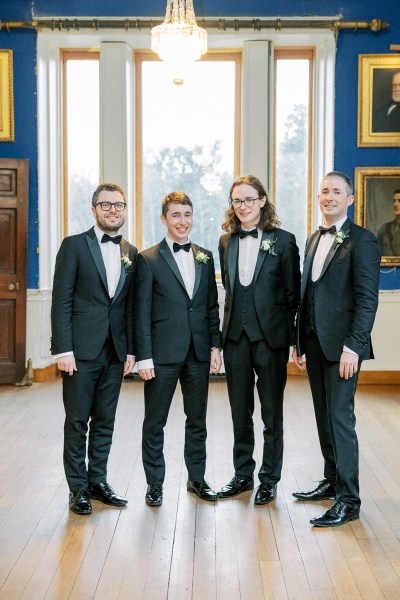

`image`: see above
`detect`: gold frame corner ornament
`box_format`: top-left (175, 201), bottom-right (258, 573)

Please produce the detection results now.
top-left (0, 49), bottom-right (14, 142)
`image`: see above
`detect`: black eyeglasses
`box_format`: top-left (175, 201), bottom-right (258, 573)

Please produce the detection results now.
top-left (231, 197), bottom-right (261, 208)
top-left (95, 202), bottom-right (126, 212)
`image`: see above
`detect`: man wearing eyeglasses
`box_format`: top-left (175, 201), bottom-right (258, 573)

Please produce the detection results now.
top-left (218, 175), bottom-right (301, 505)
top-left (51, 182), bottom-right (137, 515)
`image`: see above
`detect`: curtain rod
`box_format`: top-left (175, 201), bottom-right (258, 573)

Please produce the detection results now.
top-left (0, 17), bottom-right (389, 33)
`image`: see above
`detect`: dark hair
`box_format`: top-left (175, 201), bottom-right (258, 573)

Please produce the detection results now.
top-left (161, 191), bottom-right (193, 216)
top-left (91, 182), bottom-right (126, 207)
top-left (393, 188), bottom-right (400, 195)
top-left (221, 174), bottom-right (280, 233)
top-left (323, 171), bottom-right (353, 195)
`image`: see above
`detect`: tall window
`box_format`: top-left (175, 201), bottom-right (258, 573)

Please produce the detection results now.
top-left (62, 50), bottom-right (100, 237)
top-left (136, 52), bottom-right (241, 270)
top-left (274, 48), bottom-right (314, 255)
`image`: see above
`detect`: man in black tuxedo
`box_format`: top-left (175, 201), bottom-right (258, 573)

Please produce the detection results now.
top-left (292, 171), bottom-right (380, 527)
top-left (51, 182), bottom-right (137, 515)
top-left (217, 175), bottom-right (301, 505)
top-left (372, 70), bottom-right (400, 133)
top-left (135, 192), bottom-right (222, 507)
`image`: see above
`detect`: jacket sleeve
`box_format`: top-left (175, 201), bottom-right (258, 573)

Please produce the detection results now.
top-left (207, 253), bottom-right (222, 349)
top-left (133, 253), bottom-right (154, 361)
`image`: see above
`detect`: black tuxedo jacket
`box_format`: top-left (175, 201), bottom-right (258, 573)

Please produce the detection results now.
top-left (296, 218), bottom-right (381, 362)
top-left (219, 228), bottom-right (301, 349)
top-left (372, 102), bottom-right (400, 132)
top-left (134, 239), bottom-right (221, 364)
top-left (51, 227), bottom-right (137, 362)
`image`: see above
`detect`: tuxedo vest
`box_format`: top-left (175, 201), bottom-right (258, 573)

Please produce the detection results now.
top-left (227, 265), bottom-right (264, 342)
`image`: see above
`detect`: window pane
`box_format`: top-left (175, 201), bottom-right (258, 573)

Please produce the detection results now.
top-left (275, 58), bottom-right (310, 255)
top-left (66, 59), bottom-right (99, 235)
top-left (141, 60), bottom-right (237, 270)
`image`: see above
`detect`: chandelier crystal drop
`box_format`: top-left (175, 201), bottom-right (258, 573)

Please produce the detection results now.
top-left (151, 0), bottom-right (207, 69)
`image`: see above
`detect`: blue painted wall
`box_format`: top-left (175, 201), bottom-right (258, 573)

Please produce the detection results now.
top-left (0, 1), bottom-right (399, 289)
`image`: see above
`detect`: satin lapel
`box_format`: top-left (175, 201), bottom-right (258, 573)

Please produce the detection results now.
top-left (112, 239), bottom-right (128, 303)
top-left (191, 243), bottom-right (201, 298)
top-left (86, 230), bottom-right (108, 293)
top-left (301, 232), bottom-right (320, 298)
top-left (318, 219), bottom-right (351, 280)
top-left (254, 231), bottom-right (273, 283)
top-left (159, 241), bottom-right (187, 292)
top-left (227, 234), bottom-right (239, 294)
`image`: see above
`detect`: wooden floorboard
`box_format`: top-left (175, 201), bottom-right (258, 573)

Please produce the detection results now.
top-left (0, 377), bottom-right (399, 599)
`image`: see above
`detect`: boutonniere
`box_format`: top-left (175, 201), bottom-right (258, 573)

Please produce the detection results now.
top-left (260, 238), bottom-right (278, 256)
top-left (195, 251), bottom-right (210, 264)
top-left (334, 231), bottom-right (349, 246)
top-left (121, 253), bottom-right (132, 270)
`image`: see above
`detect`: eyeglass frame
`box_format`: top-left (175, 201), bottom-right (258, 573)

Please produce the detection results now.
top-left (95, 201), bottom-right (127, 212)
top-left (230, 196), bottom-right (263, 208)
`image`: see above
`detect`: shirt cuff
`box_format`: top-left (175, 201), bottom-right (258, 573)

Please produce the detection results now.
top-left (343, 345), bottom-right (357, 355)
top-left (137, 358), bottom-right (154, 370)
top-left (53, 351), bottom-right (74, 361)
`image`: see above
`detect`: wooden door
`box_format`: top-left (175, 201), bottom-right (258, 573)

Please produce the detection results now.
top-left (0, 159), bottom-right (28, 384)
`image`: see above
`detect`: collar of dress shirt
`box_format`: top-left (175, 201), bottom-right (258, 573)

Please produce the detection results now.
top-left (94, 224), bottom-right (120, 242)
top-left (165, 235), bottom-right (191, 251)
top-left (320, 216), bottom-right (347, 233)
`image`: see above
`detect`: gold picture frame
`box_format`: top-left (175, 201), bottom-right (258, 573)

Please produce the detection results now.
top-left (0, 49), bottom-right (14, 142)
top-left (358, 54), bottom-right (400, 147)
top-left (355, 167), bottom-right (400, 266)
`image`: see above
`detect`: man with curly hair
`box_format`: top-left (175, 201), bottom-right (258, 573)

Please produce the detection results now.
top-left (218, 175), bottom-right (301, 505)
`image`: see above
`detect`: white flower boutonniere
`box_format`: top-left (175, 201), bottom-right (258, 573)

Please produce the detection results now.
top-left (260, 238), bottom-right (278, 256)
top-left (121, 253), bottom-right (132, 270)
top-left (195, 251), bottom-right (210, 264)
top-left (334, 231), bottom-right (348, 246)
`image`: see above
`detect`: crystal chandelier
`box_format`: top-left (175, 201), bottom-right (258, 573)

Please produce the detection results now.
top-left (151, 0), bottom-right (207, 84)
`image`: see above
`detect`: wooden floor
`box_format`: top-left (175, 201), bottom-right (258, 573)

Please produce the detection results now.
top-left (0, 376), bottom-right (400, 600)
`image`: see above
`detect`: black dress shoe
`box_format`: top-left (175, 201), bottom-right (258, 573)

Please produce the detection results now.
top-left (145, 484), bottom-right (163, 506)
top-left (292, 479), bottom-right (336, 501)
top-left (310, 500), bottom-right (360, 527)
top-left (218, 475), bottom-right (254, 498)
top-left (254, 483), bottom-right (276, 505)
top-left (88, 482), bottom-right (128, 506)
top-left (69, 490), bottom-right (92, 515)
top-left (187, 480), bottom-right (218, 502)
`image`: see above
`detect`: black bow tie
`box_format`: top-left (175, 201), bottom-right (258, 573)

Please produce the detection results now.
top-left (173, 242), bottom-right (191, 253)
top-left (101, 233), bottom-right (122, 244)
top-left (238, 228), bottom-right (258, 239)
top-left (318, 225), bottom-right (336, 235)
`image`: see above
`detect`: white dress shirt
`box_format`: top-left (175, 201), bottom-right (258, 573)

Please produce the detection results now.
top-left (238, 228), bottom-right (260, 286)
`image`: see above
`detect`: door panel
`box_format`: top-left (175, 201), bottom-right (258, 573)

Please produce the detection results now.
top-left (0, 159), bottom-right (28, 384)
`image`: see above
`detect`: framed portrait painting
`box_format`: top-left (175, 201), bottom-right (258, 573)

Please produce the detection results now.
top-left (358, 54), bottom-right (400, 147)
top-left (355, 167), bottom-right (400, 266)
top-left (0, 50), bottom-right (14, 142)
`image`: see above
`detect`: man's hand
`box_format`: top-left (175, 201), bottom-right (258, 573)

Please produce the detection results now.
top-left (123, 356), bottom-right (135, 376)
top-left (210, 348), bottom-right (222, 374)
top-left (138, 368), bottom-right (155, 380)
top-left (292, 347), bottom-right (306, 371)
top-left (339, 351), bottom-right (359, 379)
top-left (57, 355), bottom-right (77, 376)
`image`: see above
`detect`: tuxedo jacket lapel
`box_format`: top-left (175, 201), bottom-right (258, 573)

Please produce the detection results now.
top-left (112, 239), bottom-right (129, 302)
top-left (86, 229), bottom-right (108, 294)
top-left (300, 232), bottom-right (320, 298)
top-left (227, 234), bottom-right (239, 293)
top-left (254, 231), bottom-right (273, 283)
top-left (159, 240), bottom-right (187, 292)
top-left (191, 243), bottom-right (201, 298)
top-left (319, 219), bottom-right (351, 280)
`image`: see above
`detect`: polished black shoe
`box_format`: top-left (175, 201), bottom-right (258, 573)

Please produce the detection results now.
top-left (217, 475), bottom-right (254, 498)
top-left (145, 484), bottom-right (163, 506)
top-left (88, 482), bottom-right (128, 506)
top-left (292, 479), bottom-right (336, 501)
top-left (310, 500), bottom-right (360, 527)
top-left (187, 480), bottom-right (218, 502)
top-left (69, 489), bottom-right (92, 515)
top-left (254, 483), bottom-right (276, 505)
